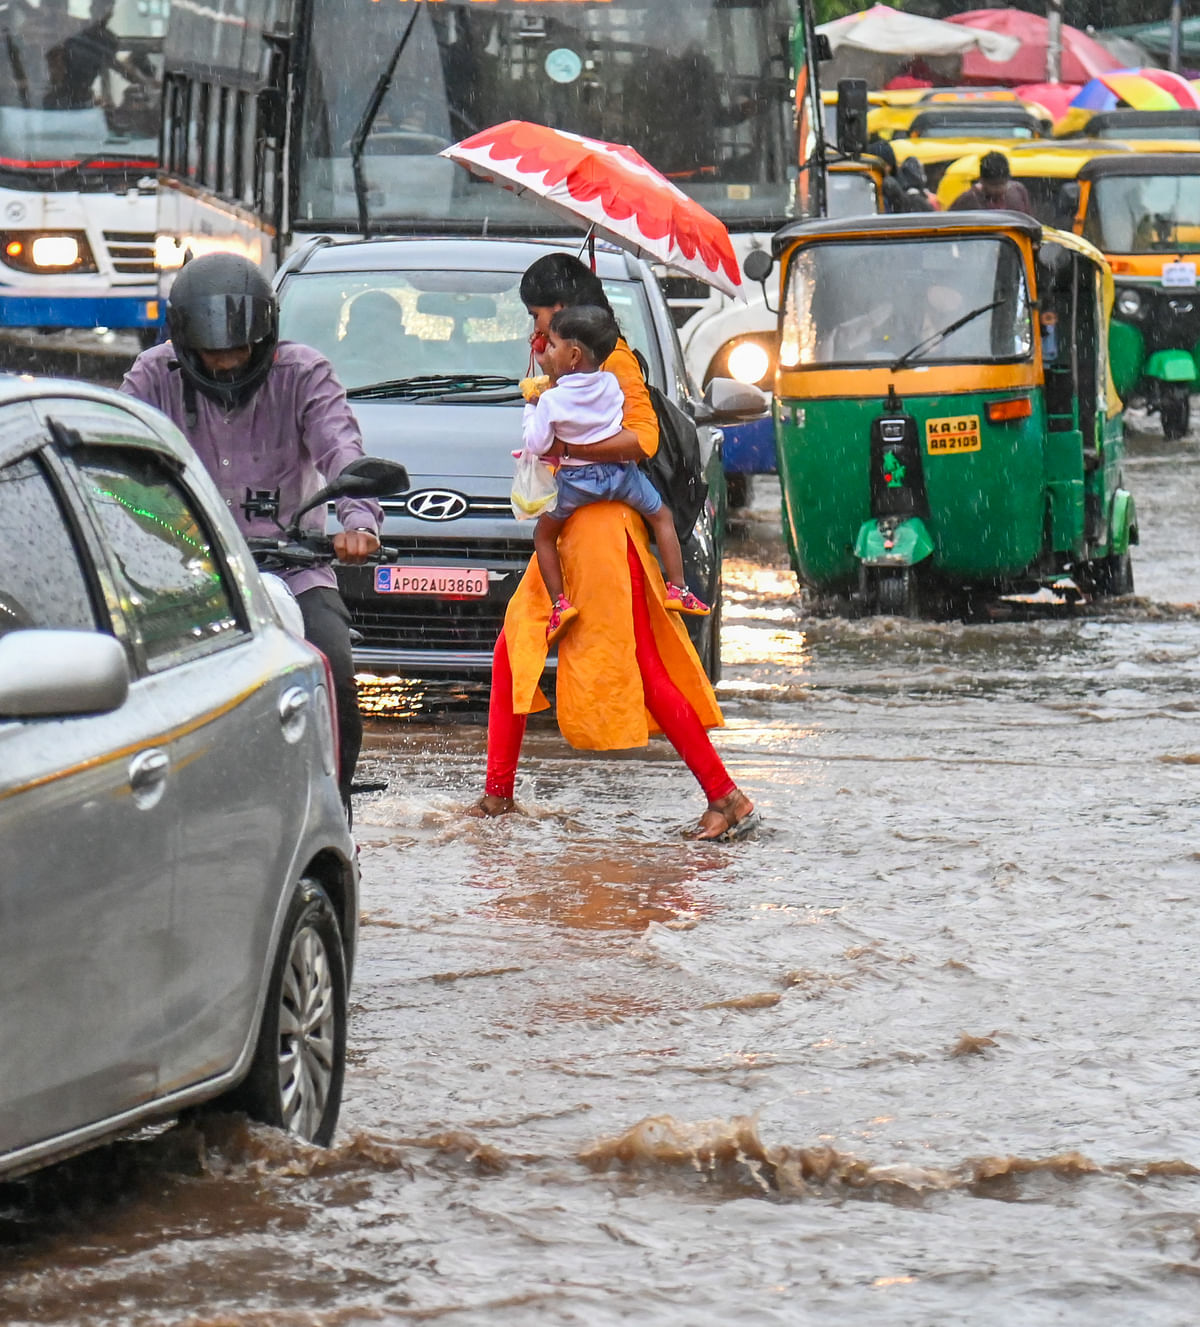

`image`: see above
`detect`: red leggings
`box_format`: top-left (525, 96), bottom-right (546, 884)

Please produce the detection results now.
top-left (486, 541), bottom-right (735, 803)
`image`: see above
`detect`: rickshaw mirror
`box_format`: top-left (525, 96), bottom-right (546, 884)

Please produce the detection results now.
top-left (703, 377), bottom-right (770, 422)
top-left (743, 249), bottom-right (773, 284)
top-left (1056, 183), bottom-right (1081, 228)
top-left (837, 80), bottom-right (869, 159)
top-left (815, 34), bottom-right (833, 62)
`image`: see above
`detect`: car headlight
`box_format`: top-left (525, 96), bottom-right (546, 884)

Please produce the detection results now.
top-left (1116, 288), bottom-right (1142, 319)
top-left (727, 340), bottom-right (772, 385)
top-left (0, 231), bottom-right (96, 273)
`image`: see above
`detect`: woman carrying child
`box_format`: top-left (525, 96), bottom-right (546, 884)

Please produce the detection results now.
top-left (519, 302), bottom-right (708, 643)
top-left (467, 252), bottom-right (757, 842)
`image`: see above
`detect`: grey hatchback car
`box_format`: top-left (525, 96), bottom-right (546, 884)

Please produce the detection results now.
top-left (0, 379), bottom-right (358, 1177)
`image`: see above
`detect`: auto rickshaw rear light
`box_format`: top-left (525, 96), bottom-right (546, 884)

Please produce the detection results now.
top-left (986, 397), bottom-right (1033, 423)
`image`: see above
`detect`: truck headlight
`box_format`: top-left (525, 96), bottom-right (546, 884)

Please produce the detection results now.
top-left (1116, 288), bottom-right (1142, 319)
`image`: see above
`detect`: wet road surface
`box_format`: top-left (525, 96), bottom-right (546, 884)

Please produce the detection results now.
top-left (2, 403), bottom-right (1200, 1325)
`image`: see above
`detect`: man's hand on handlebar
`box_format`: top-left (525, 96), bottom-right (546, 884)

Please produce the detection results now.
top-left (333, 530), bottom-right (381, 563)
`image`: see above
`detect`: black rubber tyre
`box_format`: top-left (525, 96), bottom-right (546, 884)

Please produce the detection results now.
top-left (726, 474), bottom-right (751, 510)
top-left (874, 567), bottom-right (919, 617)
top-left (1160, 385), bottom-right (1191, 442)
top-left (224, 880), bottom-right (347, 1146)
top-left (1094, 549), bottom-right (1135, 598)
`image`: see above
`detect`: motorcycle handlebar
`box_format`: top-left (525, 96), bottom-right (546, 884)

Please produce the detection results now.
top-left (245, 534), bottom-right (386, 570)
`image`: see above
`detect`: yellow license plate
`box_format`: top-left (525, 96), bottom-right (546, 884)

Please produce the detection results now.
top-left (925, 414), bottom-right (981, 454)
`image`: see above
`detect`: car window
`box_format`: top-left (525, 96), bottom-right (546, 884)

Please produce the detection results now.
top-left (278, 268), bottom-right (662, 391)
top-left (73, 448), bottom-right (243, 672)
top-left (0, 453), bottom-right (97, 638)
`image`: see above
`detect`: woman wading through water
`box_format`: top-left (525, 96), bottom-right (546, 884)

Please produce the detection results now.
top-left (467, 253), bottom-right (757, 841)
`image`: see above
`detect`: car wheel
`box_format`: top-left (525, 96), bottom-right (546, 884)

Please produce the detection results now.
top-left (1160, 385), bottom-right (1191, 442)
top-left (226, 879), bottom-right (347, 1146)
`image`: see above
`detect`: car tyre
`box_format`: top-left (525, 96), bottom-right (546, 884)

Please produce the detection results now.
top-left (224, 879), bottom-right (347, 1146)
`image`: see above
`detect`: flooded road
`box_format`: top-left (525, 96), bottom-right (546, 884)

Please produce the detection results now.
top-left (4, 411), bottom-right (1200, 1325)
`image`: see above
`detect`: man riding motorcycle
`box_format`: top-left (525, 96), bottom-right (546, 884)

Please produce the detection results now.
top-left (121, 252), bottom-right (381, 810)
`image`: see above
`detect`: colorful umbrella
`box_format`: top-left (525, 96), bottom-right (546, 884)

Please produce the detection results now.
top-left (948, 9), bottom-right (1120, 86)
top-left (440, 121), bottom-right (742, 300)
top-left (1071, 70), bottom-right (1200, 112)
top-left (1013, 82), bottom-right (1084, 123)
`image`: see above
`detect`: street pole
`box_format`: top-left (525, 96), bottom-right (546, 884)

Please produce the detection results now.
top-left (1167, 0), bottom-right (1182, 73)
top-left (1046, 0), bottom-right (1063, 84)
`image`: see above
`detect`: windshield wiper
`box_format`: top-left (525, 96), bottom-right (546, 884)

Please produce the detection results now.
top-left (349, 1), bottom-right (422, 237)
top-left (890, 299), bottom-right (1006, 373)
top-left (346, 374), bottom-right (523, 402)
top-left (48, 153), bottom-right (154, 186)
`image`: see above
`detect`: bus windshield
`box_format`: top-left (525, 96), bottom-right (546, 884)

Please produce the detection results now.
top-left (1083, 175), bottom-right (1200, 253)
top-left (299, 0), bottom-right (795, 232)
top-left (780, 237), bottom-right (1033, 369)
top-left (0, 0), bottom-right (165, 166)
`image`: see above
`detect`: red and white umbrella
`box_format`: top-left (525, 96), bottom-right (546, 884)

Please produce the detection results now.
top-left (440, 120), bottom-right (743, 300)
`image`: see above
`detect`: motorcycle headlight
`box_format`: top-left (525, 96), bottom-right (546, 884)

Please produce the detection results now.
top-left (727, 340), bottom-right (772, 385)
top-left (1116, 288), bottom-right (1142, 319)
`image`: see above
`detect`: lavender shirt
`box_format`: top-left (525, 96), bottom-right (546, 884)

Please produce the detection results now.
top-left (121, 340), bottom-right (382, 595)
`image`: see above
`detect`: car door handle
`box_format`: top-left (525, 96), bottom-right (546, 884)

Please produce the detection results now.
top-left (129, 748), bottom-right (169, 808)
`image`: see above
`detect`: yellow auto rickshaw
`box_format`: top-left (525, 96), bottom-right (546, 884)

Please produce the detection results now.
top-left (749, 211), bottom-right (1136, 613)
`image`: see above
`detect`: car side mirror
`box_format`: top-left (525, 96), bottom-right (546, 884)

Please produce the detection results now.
top-left (836, 79), bottom-right (870, 158)
top-left (0, 630), bottom-right (129, 718)
top-left (702, 377), bottom-right (770, 423)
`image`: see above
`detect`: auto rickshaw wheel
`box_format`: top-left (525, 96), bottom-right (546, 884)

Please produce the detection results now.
top-left (865, 566), bottom-right (919, 618)
top-left (1090, 549), bottom-right (1135, 599)
top-left (1160, 386), bottom-right (1192, 442)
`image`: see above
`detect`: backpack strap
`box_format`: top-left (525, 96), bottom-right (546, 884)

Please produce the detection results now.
top-left (631, 346), bottom-right (651, 385)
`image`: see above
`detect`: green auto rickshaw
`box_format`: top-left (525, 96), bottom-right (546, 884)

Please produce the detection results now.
top-left (753, 211), bottom-right (1136, 612)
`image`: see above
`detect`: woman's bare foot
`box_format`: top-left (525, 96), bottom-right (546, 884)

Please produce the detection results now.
top-left (691, 789), bottom-right (757, 841)
top-left (465, 794), bottom-right (516, 818)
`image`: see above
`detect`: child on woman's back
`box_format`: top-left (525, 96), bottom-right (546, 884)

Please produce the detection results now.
top-left (520, 305), bottom-right (708, 643)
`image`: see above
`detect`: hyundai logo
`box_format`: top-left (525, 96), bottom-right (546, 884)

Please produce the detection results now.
top-left (405, 489), bottom-right (469, 521)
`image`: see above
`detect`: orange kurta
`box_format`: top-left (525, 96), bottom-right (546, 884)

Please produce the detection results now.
top-left (503, 339), bottom-right (724, 750)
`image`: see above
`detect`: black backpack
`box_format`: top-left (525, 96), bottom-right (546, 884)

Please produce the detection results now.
top-left (632, 350), bottom-right (708, 544)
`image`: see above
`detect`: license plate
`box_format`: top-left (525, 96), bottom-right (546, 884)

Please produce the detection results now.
top-left (374, 566), bottom-right (488, 597)
top-left (925, 414), bottom-right (981, 454)
top-left (1162, 261), bottom-right (1197, 290)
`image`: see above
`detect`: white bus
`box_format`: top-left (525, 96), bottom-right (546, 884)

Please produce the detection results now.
top-left (158, 0), bottom-right (824, 414)
top-left (0, 0), bottom-right (167, 340)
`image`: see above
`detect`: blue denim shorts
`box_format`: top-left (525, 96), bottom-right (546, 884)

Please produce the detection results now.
top-left (554, 462), bottom-right (663, 519)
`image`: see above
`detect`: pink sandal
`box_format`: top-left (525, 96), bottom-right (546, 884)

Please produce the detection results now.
top-left (665, 583), bottom-right (710, 616)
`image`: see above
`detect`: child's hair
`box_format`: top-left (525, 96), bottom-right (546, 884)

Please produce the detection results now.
top-left (550, 305), bottom-right (619, 369)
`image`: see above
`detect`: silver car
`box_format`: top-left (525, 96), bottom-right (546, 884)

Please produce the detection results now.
top-left (0, 379), bottom-right (358, 1178)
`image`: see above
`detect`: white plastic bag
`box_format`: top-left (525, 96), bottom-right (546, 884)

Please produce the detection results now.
top-left (510, 450), bottom-right (558, 520)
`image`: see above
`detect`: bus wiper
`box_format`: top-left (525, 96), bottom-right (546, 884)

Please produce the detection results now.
top-left (48, 153), bottom-right (154, 185)
top-left (349, 1), bottom-right (422, 237)
top-left (890, 299), bottom-right (1006, 372)
top-left (346, 374), bottom-right (523, 401)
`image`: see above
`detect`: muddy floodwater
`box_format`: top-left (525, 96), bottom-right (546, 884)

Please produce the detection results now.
top-left (3, 411), bottom-right (1200, 1326)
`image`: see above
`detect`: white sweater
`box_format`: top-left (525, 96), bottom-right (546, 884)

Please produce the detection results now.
top-left (521, 369), bottom-right (625, 467)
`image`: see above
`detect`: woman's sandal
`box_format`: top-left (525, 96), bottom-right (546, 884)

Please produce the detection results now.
top-left (464, 794), bottom-right (516, 818)
top-left (691, 789), bottom-right (759, 842)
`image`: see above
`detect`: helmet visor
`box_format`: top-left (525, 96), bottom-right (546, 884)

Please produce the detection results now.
top-left (172, 293), bottom-right (275, 351)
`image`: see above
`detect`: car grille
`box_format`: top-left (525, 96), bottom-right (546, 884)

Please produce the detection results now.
top-left (103, 230), bottom-right (155, 278)
top-left (377, 536), bottom-right (530, 560)
top-left (351, 597), bottom-right (507, 652)
top-left (381, 497), bottom-right (511, 519)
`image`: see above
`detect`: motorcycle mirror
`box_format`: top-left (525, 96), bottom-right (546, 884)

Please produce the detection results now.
top-left (289, 457), bottom-right (410, 528)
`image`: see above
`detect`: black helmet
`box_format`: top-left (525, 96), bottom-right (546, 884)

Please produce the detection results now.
top-left (167, 252), bottom-right (278, 411)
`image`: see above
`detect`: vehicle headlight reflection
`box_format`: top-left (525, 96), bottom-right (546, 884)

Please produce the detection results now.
top-left (727, 340), bottom-right (772, 385)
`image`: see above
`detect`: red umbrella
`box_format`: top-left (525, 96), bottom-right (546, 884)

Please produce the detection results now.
top-left (948, 9), bottom-right (1120, 86)
top-left (440, 121), bottom-right (743, 300)
top-left (1014, 82), bottom-right (1083, 123)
